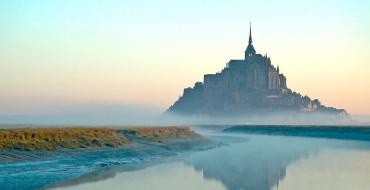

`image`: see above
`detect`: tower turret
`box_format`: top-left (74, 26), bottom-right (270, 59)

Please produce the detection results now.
top-left (245, 22), bottom-right (256, 59)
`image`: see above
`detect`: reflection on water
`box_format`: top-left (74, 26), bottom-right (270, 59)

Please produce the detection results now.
top-left (273, 149), bottom-right (370, 190)
top-left (53, 162), bottom-right (227, 190)
top-left (184, 135), bottom-right (321, 190)
top-left (52, 134), bottom-right (370, 190)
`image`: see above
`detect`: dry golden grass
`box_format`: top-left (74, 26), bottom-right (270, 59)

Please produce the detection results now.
top-left (118, 127), bottom-right (201, 143)
top-left (0, 128), bottom-right (127, 151)
top-left (0, 126), bottom-right (201, 151)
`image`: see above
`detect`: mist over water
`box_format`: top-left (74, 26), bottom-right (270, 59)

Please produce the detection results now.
top-left (0, 104), bottom-right (163, 126)
top-left (0, 101), bottom-right (365, 127)
top-left (162, 111), bottom-right (356, 126)
top-left (48, 132), bottom-right (370, 190)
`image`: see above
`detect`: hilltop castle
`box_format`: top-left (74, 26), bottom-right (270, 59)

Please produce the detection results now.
top-left (167, 24), bottom-right (349, 123)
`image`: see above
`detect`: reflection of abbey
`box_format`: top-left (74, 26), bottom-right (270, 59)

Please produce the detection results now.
top-left (167, 24), bottom-right (349, 122)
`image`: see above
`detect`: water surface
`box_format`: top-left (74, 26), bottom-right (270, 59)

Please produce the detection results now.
top-left (50, 133), bottom-right (370, 190)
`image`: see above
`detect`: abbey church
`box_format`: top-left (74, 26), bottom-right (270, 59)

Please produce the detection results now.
top-left (205, 25), bottom-right (286, 96)
top-left (167, 24), bottom-right (349, 123)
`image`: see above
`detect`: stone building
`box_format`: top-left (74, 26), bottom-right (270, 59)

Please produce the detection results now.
top-left (204, 24), bottom-right (286, 95)
top-left (167, 24), bottom-right (349, 122)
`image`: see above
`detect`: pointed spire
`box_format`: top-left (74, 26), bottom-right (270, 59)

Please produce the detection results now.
top-left (277, 65), bottom-right (280, 73)
top-left (249, 22), bottom-right (253, 44)
top-left (245, 22), bottom-right (256, 58)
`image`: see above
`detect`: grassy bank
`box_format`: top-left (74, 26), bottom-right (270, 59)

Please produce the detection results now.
top-left (0, 126), bottom-right (201, 151)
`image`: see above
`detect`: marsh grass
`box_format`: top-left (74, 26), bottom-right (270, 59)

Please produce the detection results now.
top-left (0, 127), bottom-right (201, 151)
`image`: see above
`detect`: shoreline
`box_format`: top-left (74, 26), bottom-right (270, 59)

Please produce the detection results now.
top-left (0, 135), bottom-right (215, 190)
top-left (224, 125), bottom-right (370, 141)
top-left (0, 126), bottom-right (203, 162)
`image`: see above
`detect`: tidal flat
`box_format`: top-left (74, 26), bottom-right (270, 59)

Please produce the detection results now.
top-left (0, 126), bottom-right (212, 190)
top-left (2, 125), bottom-right (370, 190)
top-left (49, 128), bottom-right (370, 190)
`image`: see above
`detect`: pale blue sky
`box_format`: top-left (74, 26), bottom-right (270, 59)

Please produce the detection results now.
top-left (0, 0), bottom-right (369, 117)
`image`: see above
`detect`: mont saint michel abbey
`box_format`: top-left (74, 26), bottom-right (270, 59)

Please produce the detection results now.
top-left (206, 25), bottom-right (287, 96)
top-left (167, 24), bottom-right (349, 123)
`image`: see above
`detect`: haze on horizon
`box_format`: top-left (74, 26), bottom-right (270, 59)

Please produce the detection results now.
top-left (1, 0), bottom-right (370, 123)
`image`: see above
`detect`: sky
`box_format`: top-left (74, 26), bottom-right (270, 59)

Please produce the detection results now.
top-left (0, 0), bottom-right (370, 120)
